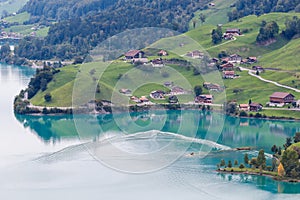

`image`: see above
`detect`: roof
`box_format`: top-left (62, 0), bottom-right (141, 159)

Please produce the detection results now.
top-left (226, 28), bottom-right (240, 32)
top-left (250, 103), bottom-right (263, 107)
top-left (200, 94), bottom-right (213, 99)
top-left (270, 92), bottom-right (294, 99)
top-left (239, 104), bottom-right (249, 108)
top-left (223, 71), bottom-right (235, 75)
top-left (125, 50), bottom-right (141, 57)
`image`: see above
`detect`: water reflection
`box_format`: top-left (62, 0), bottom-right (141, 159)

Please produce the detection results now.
top-left (15, 111), bottom-right (300, 150)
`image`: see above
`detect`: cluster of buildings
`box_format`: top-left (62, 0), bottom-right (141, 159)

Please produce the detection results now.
top-left (239, 92), bottom-right (296, 112)
top-left (123, 49), bottom-right (168, 67)
top-left (0, 31), bottom-right (22, 40)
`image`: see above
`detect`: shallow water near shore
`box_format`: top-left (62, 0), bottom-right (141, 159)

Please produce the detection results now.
top-left (1, 63), bottom-right (300, 199)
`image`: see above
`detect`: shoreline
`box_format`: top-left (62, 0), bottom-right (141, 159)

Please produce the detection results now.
top-left (14, 101), bottom-right (300, 121)
top-left (216, 168), bottom-right (300, 183)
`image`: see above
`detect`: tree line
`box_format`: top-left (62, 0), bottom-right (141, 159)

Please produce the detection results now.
top-left (228, 0), bottom-right (300, 22)
top-left (12, 0), bottom-right (210, 61)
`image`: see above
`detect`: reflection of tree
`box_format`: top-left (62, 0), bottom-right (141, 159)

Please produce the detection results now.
top-left (15, 114), bottom-right (72, 143)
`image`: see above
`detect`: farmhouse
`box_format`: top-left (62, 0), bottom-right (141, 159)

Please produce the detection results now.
top-left (225, 28), bottom-right (241, 35)
top-left (220, 63), bottom-right (234, 71)
top-left (119, 88), bottom-right (132, 95)
top-left (252, 66), bottom-right (264, 72)
top-left (249, 103), bottom-right (263, 112)
top-left (203, 82), bottom-right (222, 91)
top-left (269, 92), bottom-right (295, 104)
top-left (170, 86), bottom-right (186, 95)
top-left (228, 54), bottom-right (242, 63)
top-left (151, 58), bottom-right (164, 67)
top-left (239, 104), bottom-right (249, 111)
top-left (222, 71), bottom-right (235, 79)
top-left (195, 94), bottom-right (213, 104)
top-left (150, 90), bottom-right (165, 99)
top-left (139, 96), bottom-right (150, 103)
top-left (124, 50), bottom-right (145, 60)
top-left (158, 50), bottom-right (168, 56)
top-left (186, 50), bottom-right (204, 59)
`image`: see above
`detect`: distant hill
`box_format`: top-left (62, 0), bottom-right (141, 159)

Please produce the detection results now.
top-left (14, 0), bottom-right (211, 60)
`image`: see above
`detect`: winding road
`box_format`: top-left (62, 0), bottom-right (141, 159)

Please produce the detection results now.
top-left (239, 67), bottom-right (300, 93)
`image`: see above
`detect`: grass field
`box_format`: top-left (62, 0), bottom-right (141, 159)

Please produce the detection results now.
top-left (257, 110), bottom-right (300, 120)
top-left (189, 0), bottom-right (236, 29)
top-left (0, 0), bottom-right (28, 16)
top-left (4, 12), bottom-right (30, 23)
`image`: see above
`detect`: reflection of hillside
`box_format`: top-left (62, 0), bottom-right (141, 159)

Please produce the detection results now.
top-left (15, 114), bottom-right (76, 144)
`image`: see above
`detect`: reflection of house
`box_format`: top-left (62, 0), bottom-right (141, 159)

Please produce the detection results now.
top-left (195, 94), bottom-right (213, 104)
top-left (150, 90), bottom-right (165, 99)
top-left (222, 71), bottom-right (235, 79)
top-left (186, 50), bottom-right (204, 59)
top-left (119, 88), bottom-right (132, 95)
top-left (125, 50), bottom-right (145, 60)
top-left (170, 86), bottom-right (186, 95)
top-left (203, 82), bottom-right (222, 91)
top-left (151, 58), bottom-right (164, 67)
top-left (249, 103), bottom-right (263, 112)
top-left (270, 92), bottom-right (295, 104)
top-left (239, 104), bottom-right (249, 111)
top-left (158, 50), bottom-right (168, 56)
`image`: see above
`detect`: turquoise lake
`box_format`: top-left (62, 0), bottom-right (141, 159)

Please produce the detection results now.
top-left (1, 63), bottom-right (300, 199)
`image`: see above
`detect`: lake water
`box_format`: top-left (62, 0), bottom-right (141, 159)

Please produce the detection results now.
top-left (1, 63), bottom-right (300, 199)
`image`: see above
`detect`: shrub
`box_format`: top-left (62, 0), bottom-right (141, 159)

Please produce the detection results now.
top-left (44, 93), bottom-right (52, 102)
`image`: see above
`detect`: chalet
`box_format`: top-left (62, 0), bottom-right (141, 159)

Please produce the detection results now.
top-left (158, 50), bottom-right (168, 56)
top-left (133, 58), bottom-right (149, 64)
top-left (164, 81), bottom-right (174, 87)
top-left (186, 50), bottom-right (204, 59)
top-left (151, 58), bottom-right (164, 67)
top-left (170, 86), bottom-right (186, 95)
top-left (139, 96), bottom-right (150, 103)
top-left (124, 50), bottom-right (145, 60)
top-left (150, 90), bottom-right (165, 99)
top-left (239, 104), bottom-right (249, 111)
top-left (252, 66), bottom-right (264, 72)
top-left (220, 63), bottom-right (234, 71)
top-left (210, 57), bottom-right (219, 63)
top-left (195, 94), bottom-right (213, 104)
top-left (225, 28), bottom-right (241, 36)
top-left (223, 71), bottom-right (235, 79)
top-left (221, 57), bottom-right (230, 63)
top-left (247, 57), bottom-right (257, 63)
top-left (269, 92), bottom-right (295, 104)
top-left (119, 88), bottom-right (132, 95)
top-left (223, 33), bottom-right (234, 40)
top-left (203, 82), bottom-right (222, 91)
top-left (131, 96), bottom-right (141, 103)
top-left (228, 54), bottom-right (242, 63)
top-left (249, 103), bottom-right (263, 112)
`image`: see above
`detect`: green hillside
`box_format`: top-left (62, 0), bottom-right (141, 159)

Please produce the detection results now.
top-left (187, 13), bottom-right (300, 57)
top-left (189, 0), bottom-right (237, 29)
top-left (27, 12), bottom-right (300, 119)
